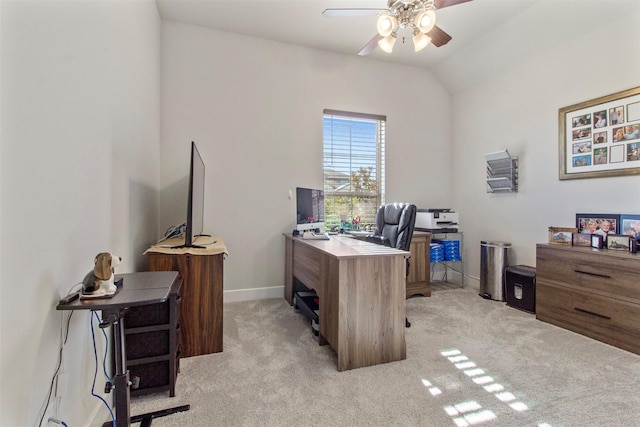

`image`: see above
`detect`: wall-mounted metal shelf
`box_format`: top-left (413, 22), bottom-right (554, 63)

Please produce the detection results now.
top-left (485, 150), bottom-right (518, 193)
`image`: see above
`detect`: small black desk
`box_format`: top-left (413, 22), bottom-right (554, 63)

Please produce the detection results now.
top-left (57, 271), bottom-right (189, 427)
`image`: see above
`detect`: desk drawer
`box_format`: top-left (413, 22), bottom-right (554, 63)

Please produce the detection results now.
top-left (536, 246), bottom-right (640, 301)
top-left (293, 243), bottom-right (320, 290)
top-left (537, 281), bottom-right (640, 354)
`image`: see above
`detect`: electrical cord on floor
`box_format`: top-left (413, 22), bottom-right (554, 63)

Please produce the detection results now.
top-left (90, 314), bottom-right (115, 427)
top-left (37, 310), bottom-right (73, 427)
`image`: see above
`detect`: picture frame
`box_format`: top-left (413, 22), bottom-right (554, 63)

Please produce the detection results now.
top-left (559, 86), bottom-right (640, 180)
top-left (572, 232), bottom-right (592, 247)
top-left (575, 213), bottom-right (620, 235)
top-left (606, 234), bottom-right (632, 251)
top-left (591, 234), bottom-right (604, 249)
top-left (620, 214), bottom-right (640, 240)
top-left (548, 227), bottom-right (577, 245)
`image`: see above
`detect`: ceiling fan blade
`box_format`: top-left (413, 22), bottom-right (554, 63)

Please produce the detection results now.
top-left (434, 0), bottom-right (473, 9)
top-left (322, 8), bottom-right (384, 17)
top-left (428, 25), bottom-right (452, 47)
top-left (358, 34), bottom-right (383, 56)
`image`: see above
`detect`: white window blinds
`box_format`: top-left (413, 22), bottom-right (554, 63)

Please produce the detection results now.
top-left (323, 109), bottom-right (386, 230)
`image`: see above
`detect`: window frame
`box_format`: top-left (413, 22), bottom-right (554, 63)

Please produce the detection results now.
top-left (323, 109), bottom-right (386, 231)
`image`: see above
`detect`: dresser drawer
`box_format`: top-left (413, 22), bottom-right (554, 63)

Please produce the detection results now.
top-left (537, 281), bottom-right (640, 354)
top-left (536, 245), bottom-right (640, 302)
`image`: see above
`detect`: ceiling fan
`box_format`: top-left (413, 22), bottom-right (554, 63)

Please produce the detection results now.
top-left (323, 0), bottom-right (473, 55)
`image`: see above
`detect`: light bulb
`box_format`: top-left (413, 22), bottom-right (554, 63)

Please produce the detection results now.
top-left (414, 10), bottom-right (436, 34)
top-left (377, 15), bottom-right (397, 37)
top-left (413, 32), bottom-right (432, 52)
top-left (378, 35), bottom-right (396, 53)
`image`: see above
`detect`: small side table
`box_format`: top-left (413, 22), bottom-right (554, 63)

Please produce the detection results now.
top-left (57, 271), bottom-right (190, 427)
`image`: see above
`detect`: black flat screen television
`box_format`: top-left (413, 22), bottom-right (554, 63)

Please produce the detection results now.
top-left (296, 187), bottom-right (325, 232)
top-left (174, 141), bottom-right (206, 248)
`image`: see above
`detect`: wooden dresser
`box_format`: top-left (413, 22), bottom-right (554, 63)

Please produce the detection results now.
top-left (407, 231), bottom-right (431, 298)
top-left (536, 244), bottom-right (640, 355)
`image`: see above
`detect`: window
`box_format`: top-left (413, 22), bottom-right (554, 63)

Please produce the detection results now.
top-left (323, 109), bottom-right (385, 231)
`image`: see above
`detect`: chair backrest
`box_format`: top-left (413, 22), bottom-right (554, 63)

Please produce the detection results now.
top-left (373, 203), bottom-right (417, 251)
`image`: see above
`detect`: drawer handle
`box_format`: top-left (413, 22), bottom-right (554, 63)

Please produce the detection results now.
top-left (574, 269), bottom-right (611, 279)
top-left (574, 307), bottom-right (611, 320)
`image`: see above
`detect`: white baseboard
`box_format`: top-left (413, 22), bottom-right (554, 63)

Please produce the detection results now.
top-left (223, 285), bottom-right (284, 303)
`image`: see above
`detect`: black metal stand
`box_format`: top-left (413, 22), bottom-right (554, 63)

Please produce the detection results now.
top-left (100, 308), bottom-right (190, 427)
top-left (57, 272), bottom-right (190, 427)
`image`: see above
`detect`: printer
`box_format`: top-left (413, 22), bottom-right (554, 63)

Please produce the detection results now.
top-left (415, 209), bottom-right (459, 232)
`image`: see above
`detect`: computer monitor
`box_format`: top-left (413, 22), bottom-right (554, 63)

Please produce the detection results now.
top-left (296, 187), bottom-right (325, 233)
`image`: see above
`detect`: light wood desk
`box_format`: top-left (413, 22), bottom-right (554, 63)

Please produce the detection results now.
top-left (284, 234), bottom-right (410, 371)
top-left (346, 230), bottom-right (432, 298)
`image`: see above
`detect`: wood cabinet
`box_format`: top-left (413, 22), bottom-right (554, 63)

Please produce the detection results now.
top-left (148, 252), bottom-right (224, 357)
top-left (536, 244), bottom-right (640, 355)
top-left (121, 277), bottom-right (182, 397)
top-left (407, 231), bottom-right (431, 298)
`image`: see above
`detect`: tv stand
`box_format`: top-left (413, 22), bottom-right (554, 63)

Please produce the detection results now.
top-left (145, 236), bottom-right (227, 357)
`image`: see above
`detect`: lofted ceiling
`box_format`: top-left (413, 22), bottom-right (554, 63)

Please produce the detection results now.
top-left (156, 0), bottom-right (640, 92)
top-left (155, 0), bottom-right (538, 70)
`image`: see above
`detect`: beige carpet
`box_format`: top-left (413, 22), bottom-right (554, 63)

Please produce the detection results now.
top-left (126, 287), bottom-right (640, 426)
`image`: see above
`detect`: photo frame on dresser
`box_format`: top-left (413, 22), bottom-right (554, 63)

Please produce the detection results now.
top-left (591, 234), bottom-right (604, 249)
top-left (548, 227), bottom-right (577, 245)
top-left (559, 86), bottom-right (640, 180)
top-left (606, 234), bottom-right (633, 251)
top-left (620, 214), bottom-right (640, 241)
top-left (575, 213), bottom-right (620, 234)
top-left (572, 232), bottom-right (592, 247)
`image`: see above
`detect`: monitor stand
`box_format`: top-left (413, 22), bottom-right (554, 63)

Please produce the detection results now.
top-left (170, 234), bottom-right (211, 249)
top-left (170, 243), bottom-right (206, 249)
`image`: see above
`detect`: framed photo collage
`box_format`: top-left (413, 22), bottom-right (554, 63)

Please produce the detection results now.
top-left (559, 87), bottom-right (640, 179)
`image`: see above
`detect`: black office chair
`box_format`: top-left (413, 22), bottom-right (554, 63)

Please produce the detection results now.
top-left (366, 202), bottom-right (417, 327)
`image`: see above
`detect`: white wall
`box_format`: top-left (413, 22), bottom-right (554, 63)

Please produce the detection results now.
top-left (159, 22), bottom-right (453, 294)
top-left (5, 1), bottom-right (637, 424)
top-left (0, 1), bottom-right (160, 425)
top-left (442, 1), bottom-right (640, 288)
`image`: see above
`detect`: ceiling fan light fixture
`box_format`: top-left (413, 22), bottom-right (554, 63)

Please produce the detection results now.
top-left (414, 10), bottom-right (436, 34)
top-left (376, 14), bottom-right (398, 37)
top-left (378, 34), bottom-right (396, 53)
top-left (412, 31), bottom-right (432, 52)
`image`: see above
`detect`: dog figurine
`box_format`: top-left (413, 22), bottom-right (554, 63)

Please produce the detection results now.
top-left (82, 252), bottom-right (122, 296)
